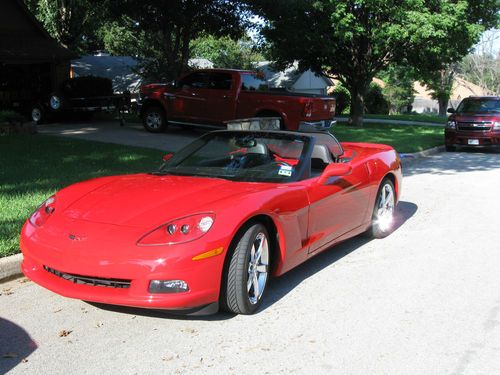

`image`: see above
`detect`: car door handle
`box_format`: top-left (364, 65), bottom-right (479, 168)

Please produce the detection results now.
top-left (222, 95), bottom-right (231, 99)
top-left (191, 92), bottom-right (198, 97)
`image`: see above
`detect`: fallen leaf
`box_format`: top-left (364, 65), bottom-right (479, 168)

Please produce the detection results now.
top-left (58, 330), bottom-right (73, 337)
top-left (22, 358), bottom-right (28, 363)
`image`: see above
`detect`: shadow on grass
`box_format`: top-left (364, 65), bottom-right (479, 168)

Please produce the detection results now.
top-left (0, 318), bottom-right (37, 374)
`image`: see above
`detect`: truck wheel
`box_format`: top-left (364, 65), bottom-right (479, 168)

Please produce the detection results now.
top-left (143, 106), bottom-right (167, 133)
top-left (31, 105), bottom-right (44, 124)
top-left (445, 145), bottom-right (456, 152)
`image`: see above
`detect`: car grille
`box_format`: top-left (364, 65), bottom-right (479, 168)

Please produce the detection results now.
top-left (44, 266), bottom-right (131, 289)
top-left (457, 122), bottom-right (492, 132)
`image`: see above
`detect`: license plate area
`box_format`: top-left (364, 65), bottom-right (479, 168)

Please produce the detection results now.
top-left (468, 139), bottom-right (479, 145)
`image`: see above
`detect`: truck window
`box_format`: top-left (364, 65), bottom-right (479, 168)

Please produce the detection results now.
top-left (178, 72), bottom-right (210, 89)
top-left (207, 72), bottom-right (232, 90)
top-left (241, 73), bottom-right (268, 91)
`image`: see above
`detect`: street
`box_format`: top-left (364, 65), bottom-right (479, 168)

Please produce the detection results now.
top-left (1, 149), bottom-right (500, 375)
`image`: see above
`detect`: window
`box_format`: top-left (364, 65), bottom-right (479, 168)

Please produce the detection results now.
top-left (207, 73), bottom-right (232, 90)
top-left (178, 72), bottom-right (210, 89)
top-left (241, 73), bottom-right (268, 91)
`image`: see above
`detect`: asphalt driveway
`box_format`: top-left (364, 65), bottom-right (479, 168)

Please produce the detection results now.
top-left (37, 121), bottom-right (207, 152)
top-left (1, 147), bottom-right (500, 375)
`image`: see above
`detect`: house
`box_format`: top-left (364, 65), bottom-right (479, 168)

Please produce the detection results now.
top-left (256, 61), bottom-right (334, 95)
top-left (71, 53), bottom-right (142, 93)
top-left (412, 77), bottom-right (495, 113)
top-left (0, 0), bottom-right (76, 112)
top-left (71, 55), bottom-right (215, 93)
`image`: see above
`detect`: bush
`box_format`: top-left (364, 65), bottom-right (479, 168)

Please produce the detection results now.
top-left (0, 110), bottom-right (24, 123)
top-left (332, 83), bottom-right (351, 115)
top-left (365, 83), bottom-right (390, 114)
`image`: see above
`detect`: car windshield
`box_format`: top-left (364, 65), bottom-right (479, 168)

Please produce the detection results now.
top-left (157, 131), bottom-right (310, 182)
top-left (456, 98), bottom-right (500, 114)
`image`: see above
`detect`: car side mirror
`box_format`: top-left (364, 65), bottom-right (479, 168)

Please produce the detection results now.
top-left (318, 163), bottom-right (352, 185)
top-left (447, 108), bottom-right (455, 114)
top-left (162, 153), bottom-right (173, 162)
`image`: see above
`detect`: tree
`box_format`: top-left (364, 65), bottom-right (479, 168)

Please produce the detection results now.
top-left (424, 67), bottom-right (456, 116)
top-left (110, 0), bottom-right (249, 81)
top-left (251, 0), bottom-right (499, 126)
top-left (190, 35), bottom-right (263, 70)
top-left (25, 0), bottom-right (110, 53)
top-left (380, 65), bottom-right (416, 114)
top-left (456, 53), bottom-right (499, 94)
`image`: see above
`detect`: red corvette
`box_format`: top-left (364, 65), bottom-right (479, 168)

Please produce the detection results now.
top-left (21, 128), bottom-right (402, 315)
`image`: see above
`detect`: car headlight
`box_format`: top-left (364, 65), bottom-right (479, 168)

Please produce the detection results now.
top-left (137, 213), bottom-right (215, 246)
top-left (493, 122), bottom-right (500, 130)
top-left (446, 120), bottom-right (456, 129)
top-left (29, 195), bottom-right (56, 227)
top-left (49, 95), bottom-right (61, 110)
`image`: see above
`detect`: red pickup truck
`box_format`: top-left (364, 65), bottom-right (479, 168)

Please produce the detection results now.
top-left (138, 69), bottom-right (336, 132)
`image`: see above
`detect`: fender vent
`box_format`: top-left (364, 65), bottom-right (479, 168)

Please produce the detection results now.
top-left (43, 266), bottom-right (131, 289)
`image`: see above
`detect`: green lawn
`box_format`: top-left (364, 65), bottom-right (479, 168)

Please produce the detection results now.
top-left (0, 135), bottom-right (163, 258)
top-left (332, 122), bottom-right (444, 153)
top-left (363, 113), bottom-right (447, 124)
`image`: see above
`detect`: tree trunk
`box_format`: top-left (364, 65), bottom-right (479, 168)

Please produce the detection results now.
top-left (348, 83), bottom-right (368, 127)
top-left (438, 96), bottom-right (449, 116)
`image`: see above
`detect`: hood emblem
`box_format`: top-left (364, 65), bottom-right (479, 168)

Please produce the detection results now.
top-left (68, 234), bottom-right (86, 241)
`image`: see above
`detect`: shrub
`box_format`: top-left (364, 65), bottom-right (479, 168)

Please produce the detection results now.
top-left (365, 83), bottom-right (390, 114)
top-left (332, 83), bottom-right (351, 115)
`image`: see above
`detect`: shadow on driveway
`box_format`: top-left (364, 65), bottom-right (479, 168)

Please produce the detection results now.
top-left (405, 148), bottom-right (500, 176)
top-left (0, 318), bottom-right (37, 374)
top-left (86, 201), bottom-right (417, 320)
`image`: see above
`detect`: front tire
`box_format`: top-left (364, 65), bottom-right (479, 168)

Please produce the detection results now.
top-left (367, 178), bottom-right (396, 239)
top-left (223, 223), bottom-right (271, 315)
top-left (142, 106), bottom-right (167, 133)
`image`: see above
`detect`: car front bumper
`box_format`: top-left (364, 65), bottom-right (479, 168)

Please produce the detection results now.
top-left (20, 221), bottom-right (226, 313)
top-left (445, 129), bottom-right (500, 147)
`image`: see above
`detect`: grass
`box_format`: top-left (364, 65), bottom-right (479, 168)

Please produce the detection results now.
top-left (332, 122), bottom-right (444, 153)
top-left (363, 113), bottom-right (447, 124)
top-left (0, 135), bottom-right (163, 258)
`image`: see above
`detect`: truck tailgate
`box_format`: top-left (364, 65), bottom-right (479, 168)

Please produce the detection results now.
top-left (307, 97), bottom-right (336, 120)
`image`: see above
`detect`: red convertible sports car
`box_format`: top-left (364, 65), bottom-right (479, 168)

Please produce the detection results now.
top-left (21, 126), bottom-right (402, 315)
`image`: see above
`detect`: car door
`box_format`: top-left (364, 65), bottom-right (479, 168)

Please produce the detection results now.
top-left (168, 72), bottom-right (209, 123)
top-left (306, 152), bottom-right (371, 254)
top-left (201, 72), bottom-right (236, 124)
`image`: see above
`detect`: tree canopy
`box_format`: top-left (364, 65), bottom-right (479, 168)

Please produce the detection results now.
top-left (251, 0), bottom-right (499, 125)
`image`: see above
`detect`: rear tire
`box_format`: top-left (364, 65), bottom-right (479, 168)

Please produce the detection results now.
top-left (366, 178), bottom-right (396, 239)
top-left (31, 105), bottom-right (44, 124)
top-left (445, 145), bottom-right (456, 152)
top-left (142, 106), bottom-right (167, 133)
top-left (223, 223), bottom-right (270, 315)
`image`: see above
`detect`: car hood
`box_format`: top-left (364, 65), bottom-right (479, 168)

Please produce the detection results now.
top-left (61, 174), bottom-right (266, 228)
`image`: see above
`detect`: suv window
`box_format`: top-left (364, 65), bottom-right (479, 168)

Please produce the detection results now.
top-left (241, 73), bottom-right (268, 91)
top-left (456, 98), bottom-right (500, 114)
